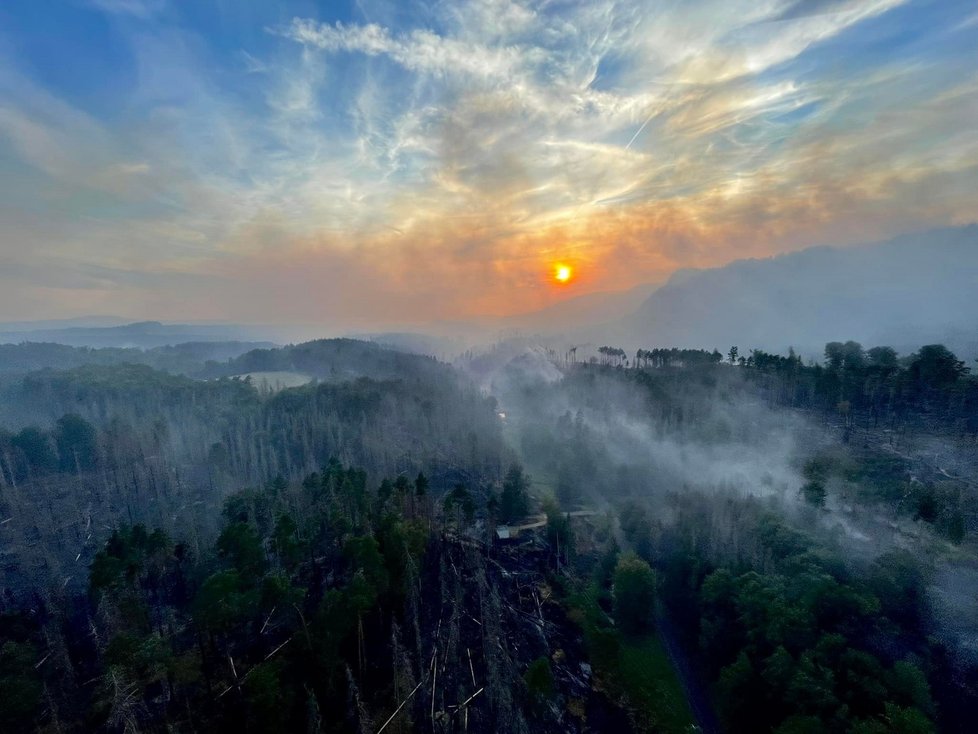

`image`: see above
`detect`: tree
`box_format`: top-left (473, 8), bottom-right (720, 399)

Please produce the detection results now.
top-left (217, 522), bottom-right (266, 577)
top-left (881, 703), bottom-right (935, 734)
top-left (801, 480), bottom-right (827, 508)
top-left (443, 484), bottom-right (475, 524)
top-left (867, 346), bottom-right (898, 370)
top-left (718, 651), bottom-right (762, 729)
top-left (619, 500), bottom-right (653, 560)
top-left (414, 471), bottom-right (429, 497)
top-left (824, 342), bottom-right (845, 371)
top-left (947, 510), bottom-right (965, 544)
top-left (909, 344), bottom-right (968, 390)
top-left (524, 656), bottom-right (554, 699)
top-left (913, 486), bottom-right (939, 523)
top-left (272, 514), bottom-right (303, 569)
top-left (11, 427), bottom-right (57, 475)
top-left (841, 341), bottom-right (865, 371)
top-left (888, 661), bottom-right (935, 716)
top-left (193, 570), bottom-right (250, 633)
top-left (555, 464), bottom-right (580, 507)
top-left (729, 346), bottom-right (739, 365)
top-left (343, 535), bottom-right (389, 598)
top-left (773, 716), bottom-right (825, 734)
top-left (613, 552), bottom-right (656, 634)
top-left (868, 551), bottom-right (926, 630)
top-left (542, 497), bottom-right (573, 564)
top-left (0, 640), bottom-right (42, 730)
top-left (499, 464), bottom-right (530, 522)
top-left (55, 413), bottom-right (98, 471)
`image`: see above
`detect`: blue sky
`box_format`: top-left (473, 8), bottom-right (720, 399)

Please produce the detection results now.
top-left (0, 0), bottom-right (975, 326)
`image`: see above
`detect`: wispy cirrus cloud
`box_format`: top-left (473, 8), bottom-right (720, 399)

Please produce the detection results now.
top-left (0, 0), bottom-right (975, 325)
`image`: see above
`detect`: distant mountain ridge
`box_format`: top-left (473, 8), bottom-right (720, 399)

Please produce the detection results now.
top-left (497, 281), bottom-right (661, 333)
top-left (614, 225), bottom-right (978, 359)
top-left (202, 338), bottom-right (455, 384)
top-left (0, 320), bottom-right (282, 349)
top-left (3, 225), bottom-right (975, 361)
top-left (0, 340), bottom-right (277, 376)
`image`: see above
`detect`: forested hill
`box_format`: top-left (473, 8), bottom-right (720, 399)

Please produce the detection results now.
top-left (0, 340), bottom-right (510, 600)
top-left (0, 338), bottom-right (463, 383)
top-left (201, 338), bottom-right (457, 383)
top-left (0, 340), bottom-right (274, 376)
top-left (2, 335), bottom-right (978, 732)
top-left (616, 225), bottom-right (978, 358)
top-left (0, 320), bottom-right (274, 349)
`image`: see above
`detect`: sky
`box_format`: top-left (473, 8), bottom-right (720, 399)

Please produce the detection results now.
top-left (0, 0), bottom-right (976, 329)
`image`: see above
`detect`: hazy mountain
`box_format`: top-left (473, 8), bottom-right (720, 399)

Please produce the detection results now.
top-left (0, 340), bottom-right (277, 376)
top-left (0, 316), bottom-right (131, 332)
top-left (347, 283), bottom-right (665, 359)
top-left (614, 225), bottom-right (978, 360)
top-left (0, 320), bottom-right (283, 349)
top-left (497, 281), bottom-right (661, 333)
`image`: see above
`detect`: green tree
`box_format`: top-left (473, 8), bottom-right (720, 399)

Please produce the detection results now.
top-left (613, 552), bottom-right (656, 634)
top-left (272, 514), bottom-right (304, 569)
top-left (55, 413), bottom-right (98, 471)
top-left (801, 480), bottom-right (827, 507)
top-left (718, 651), bottom-right (762, 730)
top-left (193, 570), bottom-right (251, 633)
top-left (343, 535), bottom-right (389, 598)
top-left (217, 522), bottom-right (267, 577)
top-left (524, 656), bottom-right (555, 699)
top-left (243, 661), bottom-right (293, 733)
top-left (0, 640), bottom-right (42, 730)
top-left (499, 464), bottom-right (530, 522)
top-left (773, 715), bottom-right (825, 734)
top-left (543, 497), bottom-right (573, 560)
top-left (882, 703), bottom-right (935, 734)
top-left (824, 342), bottom-right (845, 371)
top-left (414, 471), bottom-right (429, 496)
top-left (443, 484), bottom-right (475, 523)
top-left (909, 344), bottom-right (968, 389)
top-left (619, 500), bottom-right (654, 560)
top-left (11, 427), bottom-right (57, 474)
top-left (888, 661), bottom-right (935, 716)
top-left (867, 346), bottom-right (899, 370)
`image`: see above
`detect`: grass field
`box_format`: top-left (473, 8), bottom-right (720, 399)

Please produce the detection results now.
top-left (564, 582), bottom-right (697, 734)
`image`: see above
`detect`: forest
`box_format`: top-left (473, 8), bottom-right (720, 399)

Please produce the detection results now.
top-left (0, 337), bottom-right (976, 733)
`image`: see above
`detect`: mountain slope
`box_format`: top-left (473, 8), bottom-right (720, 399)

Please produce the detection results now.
top-left (616, 225), bottom-right (978, 358)
top-left (498, 281), bottom-right (661, 333)
top-left (0, 321), bottom-right (252, 348)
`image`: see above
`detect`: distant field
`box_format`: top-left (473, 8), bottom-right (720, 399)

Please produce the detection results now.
top-left (230, 371), bottom-right (312, 391)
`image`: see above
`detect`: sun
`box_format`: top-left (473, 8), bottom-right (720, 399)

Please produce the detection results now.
top-left (554, 264), bottom-right (573, 283)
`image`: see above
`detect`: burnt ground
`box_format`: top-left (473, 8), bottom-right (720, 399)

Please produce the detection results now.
top-left (387, 531), bottom-right (636, 734)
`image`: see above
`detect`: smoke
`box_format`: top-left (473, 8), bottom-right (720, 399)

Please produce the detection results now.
top-left (478, 347), bottom-right (812, 505)
top-left (461, 339), bottom-right (978, 660)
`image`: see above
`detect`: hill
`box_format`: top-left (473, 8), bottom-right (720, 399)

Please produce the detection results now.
top-left (0, 340), bottom-right (276, 376)
top-left (615, 226), bottom-right (978, 359)
top-left (0, 320), bottom-right (281, 349)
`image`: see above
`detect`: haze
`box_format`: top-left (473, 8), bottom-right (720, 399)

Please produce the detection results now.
top-left (4, 4), bottom-right (978, 733)
top-left (1, 0), bottom-right (976, 330)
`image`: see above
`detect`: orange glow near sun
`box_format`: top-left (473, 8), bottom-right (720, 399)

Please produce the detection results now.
top-left (554, 263), bottom-right (573, 283)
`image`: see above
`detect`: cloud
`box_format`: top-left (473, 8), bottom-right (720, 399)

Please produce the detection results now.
top-left (0, 0), bottom-right (975, 324)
